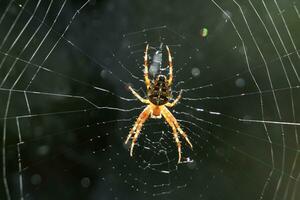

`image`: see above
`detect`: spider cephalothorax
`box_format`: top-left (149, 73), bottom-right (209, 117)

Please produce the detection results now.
top-left (125, 44), bottom-right (193, 163)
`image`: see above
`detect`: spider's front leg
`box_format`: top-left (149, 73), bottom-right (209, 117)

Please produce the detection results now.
top-left (125, 105), bottom-right (151, 156)
top-left (161, 106), bottom-right (192, 163)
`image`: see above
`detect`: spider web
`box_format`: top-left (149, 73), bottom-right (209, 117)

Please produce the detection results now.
top-left (0, 0), bottom-right (300, 199)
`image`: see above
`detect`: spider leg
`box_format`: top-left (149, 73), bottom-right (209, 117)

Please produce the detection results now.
top-left (176, 125), bottom-right (193, 149)
top-left (165, 90), bottom-right (182, 107)
top-left (128, 86), bottom-right (149, 104)
top-left (161, 106), bottom-right (193, 163)
top-left (125, 106), bottom-right (148, 144)
top-left (130, 117), bottom-right (147, 156)
top-left (171, 126), bottom-right (182, 163)
top-left (144, 44), bottom-right (151, 89)
top-left (125, 117), bottom-right (140, 144)
top-left (166, 45), bottom-right (173, 86)
top-left (161, 106), bottom-right (182, 163)
top-left (125, 105), bottom-right (151, 156)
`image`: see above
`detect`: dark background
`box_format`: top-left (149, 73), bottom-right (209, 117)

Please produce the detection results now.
top-left (0, 0), bottom-right (300, 200)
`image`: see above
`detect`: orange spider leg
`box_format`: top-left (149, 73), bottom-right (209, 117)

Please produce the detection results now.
top-left (144, 44), bottom-right (151, 89)
top-left (161, 106), bottom-right (182, 163)
top-left (166, 45), bottom-right (173, 86)
top-left (125, 105), bottom-right (151, 156)
top-left (174, 121), bottom-right (193, 149)
top-left (128, 86), bottom-right (149, 104)
top-left (125, 106), bottom-right (148, 144)
top-left (165, 90), bottom-right (182, 107)
top-left (161, 106), bottom-right (192, 163)
top-left (171, 126), bottom-right (182, 163)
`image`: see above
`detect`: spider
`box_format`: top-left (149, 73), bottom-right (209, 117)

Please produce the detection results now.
top-left (125, 44), bottom-right (193, 163)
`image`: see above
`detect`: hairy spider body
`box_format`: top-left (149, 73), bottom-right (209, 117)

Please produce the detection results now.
top-left (149, 103), bottom-right (162, 119)
top-left (125, 44), bottom-right (193, 163)
top-left (148, 75), bottom-right (171, 106)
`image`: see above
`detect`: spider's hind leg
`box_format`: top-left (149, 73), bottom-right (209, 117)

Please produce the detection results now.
top-left (166, 90), bottom-right (182, 107)
top-left (144, 44), bottom-right (151, 89)
top-left (128, 86), bottom-right (149, 104)
top-left (166, 45), bottom-right (173, 86)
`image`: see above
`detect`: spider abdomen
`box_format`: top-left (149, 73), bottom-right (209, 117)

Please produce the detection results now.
top-left (148, 79), bottom-right (170, 105)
